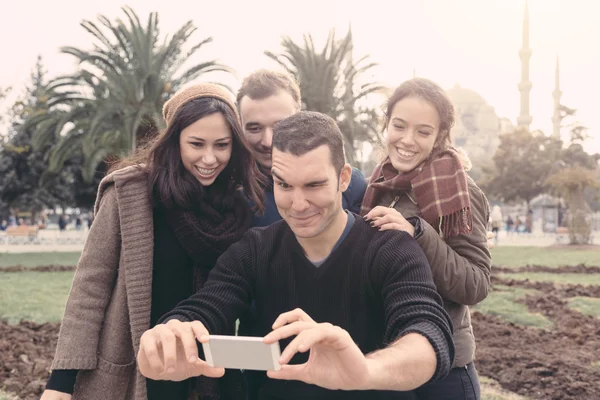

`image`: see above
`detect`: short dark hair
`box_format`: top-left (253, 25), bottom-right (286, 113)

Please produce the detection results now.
top-left (236, 69), bottom-right (301, 110)
top-left (111, 97), bottom-right (265, 212)
top-left (272, 111), bottom-right (345, 175)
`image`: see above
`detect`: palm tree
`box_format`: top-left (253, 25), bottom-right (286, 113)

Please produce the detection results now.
top-left (28, 6), bottom-right (232, 181)
top-left (265, 28), bottom-right (385, 165)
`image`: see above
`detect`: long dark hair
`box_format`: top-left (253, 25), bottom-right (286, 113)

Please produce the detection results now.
top-left (111, 97), bottom-right (265, 212)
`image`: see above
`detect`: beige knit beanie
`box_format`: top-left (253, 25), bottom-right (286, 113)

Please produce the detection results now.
top-left (162, 83), bottom-right (238, 126)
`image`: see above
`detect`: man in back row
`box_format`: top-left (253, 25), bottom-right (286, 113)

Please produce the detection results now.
top-left (138, 111), bottom-right (455, 399)
top-left (236, 70), bottom-right (370, 397)
top-left (237, 69), bottom-right (367, 226)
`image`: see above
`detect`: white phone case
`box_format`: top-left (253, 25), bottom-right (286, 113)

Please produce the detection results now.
top-left (202, 335), bottom-right (282, 371)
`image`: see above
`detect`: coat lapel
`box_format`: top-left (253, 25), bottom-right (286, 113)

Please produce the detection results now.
top-left (101, 167), bottom-right (154, 399)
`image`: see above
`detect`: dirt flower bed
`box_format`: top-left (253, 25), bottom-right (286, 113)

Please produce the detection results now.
top-left (0, 321), bottom-right (59, 400)
top-left (475, 271), bottom-right (600, 400)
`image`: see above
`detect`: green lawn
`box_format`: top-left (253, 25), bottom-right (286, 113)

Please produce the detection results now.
top-left (474, 285), bottom-right (552, 328)
top-left (491, 246), bottom-right (600, 268)
top-left (0, 252), bottom-right (81, 268)
top-left (568, 297), bottom-right (600, 318)
top-left (0, 271), bottom-right (74, 324)
top-left (499, 272), bottom-right (600, 286)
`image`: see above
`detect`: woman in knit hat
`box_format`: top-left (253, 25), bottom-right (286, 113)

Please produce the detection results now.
top-left (361, 78), bottom-right (492, 400)
top-left (42, 83), bottom-right (264, 400)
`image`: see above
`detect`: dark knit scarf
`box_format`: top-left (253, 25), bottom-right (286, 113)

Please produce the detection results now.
top-left (360, 149), bottom-right (472, 239)
top-left (163, 179), bottom-right (250, 400)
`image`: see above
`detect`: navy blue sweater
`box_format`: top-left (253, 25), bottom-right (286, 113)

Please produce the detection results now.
top-left (160, 217), bottom-right (454, 400)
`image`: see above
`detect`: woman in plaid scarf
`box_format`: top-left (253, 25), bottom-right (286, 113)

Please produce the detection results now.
top-left (361, 78), bottom-right (492, 400)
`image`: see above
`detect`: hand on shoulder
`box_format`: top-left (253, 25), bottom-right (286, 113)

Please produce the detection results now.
top-left (363, 206), bottom-right (415, 237)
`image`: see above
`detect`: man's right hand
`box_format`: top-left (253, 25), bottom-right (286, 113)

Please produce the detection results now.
top-left (137, 319), bottom-right (225, 381)
top-left (40, 390), bottom-right (72, 400)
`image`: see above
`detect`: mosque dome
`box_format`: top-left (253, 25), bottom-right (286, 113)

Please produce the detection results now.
top-left (446, 83), bottom-right (490, 108)
top-left (445, 83), bottom-right (501, 179)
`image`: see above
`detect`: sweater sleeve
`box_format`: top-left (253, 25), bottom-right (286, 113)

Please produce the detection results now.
top-left (45, 369), bottom-right (78, 394)
top-left (371, 231), bottom-right (455, 382)
top-left (416, 181), bottom-right (492, 305)
top-left (343, 168), bottom-right (367, 214)
top-left (50, 186), bottom-right (121, 370)
top-left (158, 234), bottom-right (256, 334)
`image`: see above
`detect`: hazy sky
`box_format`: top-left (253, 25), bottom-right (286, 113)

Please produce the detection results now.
top-left (2, 0), bottom-right (599, 152)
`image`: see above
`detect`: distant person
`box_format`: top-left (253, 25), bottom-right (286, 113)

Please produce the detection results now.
top-left (361, 78), bottom-right (492, 400)
top-left (58, 215), bottom-right (67, 231)
top-left (137, 111), bottom-right (454, 399)
top-left (506, 215), bottom-right (514, 234)
top-left (38, 215), bottom-right (47, 229)
top-left (87, 211), bottom-right (94, 229)
top-left (525, 210), bottom-right (533, 234)
top-left (514, 216), bottom-right (522, 234)
top-left (41, 83), bottom-right (265, 400)
top-left (17, 217), bottom-right (26, 226)
top-left (0, 219), bottom-right (7, 231)
top-left (75, 216), bottom-right (83, 231)
top-left (490, 205), bottom-right (503, 243)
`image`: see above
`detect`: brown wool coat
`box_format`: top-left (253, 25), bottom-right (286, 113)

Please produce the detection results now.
top-left (51, 166), bottom-right (155, 400)
top-left (378, 176), bottom-right (492, 368)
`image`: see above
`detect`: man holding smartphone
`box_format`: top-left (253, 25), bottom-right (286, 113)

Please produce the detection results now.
top-left (138, 111), bottom-right (454, 399)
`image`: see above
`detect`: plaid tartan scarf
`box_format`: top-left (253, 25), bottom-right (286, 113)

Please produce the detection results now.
top-left (360, 149), bottom-right (472, 239)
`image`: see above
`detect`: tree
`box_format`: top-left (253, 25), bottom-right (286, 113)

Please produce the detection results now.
top-left (28, 6), bottom-right (232, 182)
top-left (0, 86), bottom-right (10, 129)
top-left (481, 129), bottom-right (563, 206)
top-left (559, 104), bottom-right (590, 143)
top-left (546, 165), bottom-right (599, 244)
top-left (545, 108), bottom-right (600, 244)
top-left (265, 28), bottom-right (385, 165)
top-left (0, 57), bottom-right (75, 220)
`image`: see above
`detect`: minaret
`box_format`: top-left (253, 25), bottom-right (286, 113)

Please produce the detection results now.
top-left (552, 56), bottom-right (562, 138)
top-left (517, 0), bottom-right (533, 130)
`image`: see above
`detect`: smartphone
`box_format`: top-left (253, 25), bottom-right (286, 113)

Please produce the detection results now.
top-left (202, 335), bottom-right (282, 371)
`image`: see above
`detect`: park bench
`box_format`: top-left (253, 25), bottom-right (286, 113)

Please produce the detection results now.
top-left (5, 226), bottom-right (40, 244)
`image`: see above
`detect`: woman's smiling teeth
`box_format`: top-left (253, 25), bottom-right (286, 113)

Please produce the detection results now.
top-left (396, 148), bottom-right (417, 158)
top-left (195, 166), bottom-right (217, 177)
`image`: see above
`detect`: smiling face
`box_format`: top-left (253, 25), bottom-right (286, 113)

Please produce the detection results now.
top-left (271, 145), bottom-right (351, 240)
top-left (179, 112), bottom-right (232, 186)
top-left (239, 90), bottom-right (299, 170)
top-left (386, 96), bottom-right (441, 173)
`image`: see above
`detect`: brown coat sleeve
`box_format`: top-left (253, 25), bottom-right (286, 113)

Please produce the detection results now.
top-left (51, 186), bottom-right (122, 370)
top-left (416, 180), bottom-right (492, 306)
